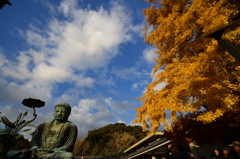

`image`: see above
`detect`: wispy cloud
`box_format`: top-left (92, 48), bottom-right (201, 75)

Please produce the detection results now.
top-left (142, 47), bottom-right (158, 64)
top-left (0, 0), bottom-right (154, 137)
top-left (132, 80), bottom-right (148, 91)
top-left (0, 0), bottom-right (139, 104)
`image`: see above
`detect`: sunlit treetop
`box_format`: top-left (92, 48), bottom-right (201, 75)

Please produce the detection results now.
top-left (134, 0), bottom-right (240, 133)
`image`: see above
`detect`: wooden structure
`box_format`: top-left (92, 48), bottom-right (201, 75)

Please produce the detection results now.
top-left (124, 132), bottom-right (171, 159)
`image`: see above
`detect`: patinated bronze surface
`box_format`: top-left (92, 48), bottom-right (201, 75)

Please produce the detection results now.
top-left (8, 102), bottom-right (78, 159)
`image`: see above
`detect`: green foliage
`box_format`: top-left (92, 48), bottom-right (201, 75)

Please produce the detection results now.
top-left (85, 123), bottom-right (148, 156)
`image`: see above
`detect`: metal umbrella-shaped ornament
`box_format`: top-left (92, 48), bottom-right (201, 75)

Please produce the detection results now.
top-left (14, 98), bottom-right (45, 134)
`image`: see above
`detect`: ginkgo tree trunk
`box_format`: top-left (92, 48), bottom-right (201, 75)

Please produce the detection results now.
top-left (133, 0), bottom-right (240, 133)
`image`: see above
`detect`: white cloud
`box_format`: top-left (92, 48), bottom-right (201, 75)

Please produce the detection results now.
top-left (0, 0), bottom-right (140, 104)
top-left (0, 50), bottom-right (7, 67)
top-left (97, 65), bottom-right (116, 86)
top-left (68, 97), bottom-right (134, 135)
top-left (114, 100), bottom-right (133, 115)
top-left (1, 52), bottom-right (32, 81)
top-left (0, 78), bottom-right (52, 103)
top-left (32, 63), bottom-right (73, 84)
top-left (154, 82), bottom-right (167, 91)
top-left (132, 80), bottom-right (148, 91)
top-left (138, 69), bottom-right (166, 94)
top-left (0, 95), bottom-right (135, 137)
top-left (72, 74), bottom-right (94, 88)
top-left (45, 1), bottom-right (135, 71)
top-left (0, 0), bottom-right (147, 138)
top-left (53, 93), bottom-right (79, 104)
top-left (152, 69), bottom-right (167, 91)
top-left (70, 97), bottom-right (132, 131)
top-left (25, 31), bottom-right (47, 49)
top-left (58, 0), bottom-right (78, 17)
top-left (117, 119), bottom-right (125, 123)
top-left (143, 47), bottom-right (158, 64)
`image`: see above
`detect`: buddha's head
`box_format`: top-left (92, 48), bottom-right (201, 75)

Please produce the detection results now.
top-left (54, 102), bottom-right (71, 122)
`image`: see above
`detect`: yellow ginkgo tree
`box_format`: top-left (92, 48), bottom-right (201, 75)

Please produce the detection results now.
top-left (133, 0), bottom-right (240, 133)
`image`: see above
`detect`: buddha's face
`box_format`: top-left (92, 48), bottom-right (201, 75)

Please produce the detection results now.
top-left (54, 106), bottom-right (69, 121)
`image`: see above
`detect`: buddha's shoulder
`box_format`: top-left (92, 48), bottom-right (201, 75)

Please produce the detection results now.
top-left (66, 121), bottom-right (77, 127)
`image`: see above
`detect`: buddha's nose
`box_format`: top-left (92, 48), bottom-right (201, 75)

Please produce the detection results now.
top-left (58, 110), bottom-right (62, 114)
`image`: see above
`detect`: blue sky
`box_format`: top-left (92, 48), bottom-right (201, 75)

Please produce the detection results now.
top-left (0, 0), bottom-right (162, 137)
